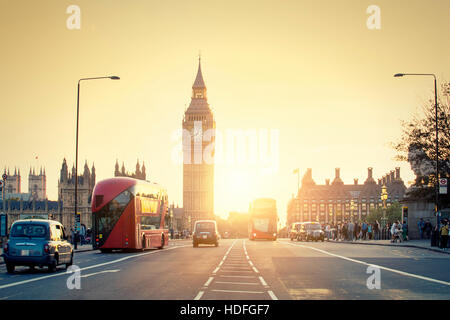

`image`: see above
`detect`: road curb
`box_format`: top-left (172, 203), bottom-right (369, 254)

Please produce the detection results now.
top-left (326, 239), bottom-right (450, 255)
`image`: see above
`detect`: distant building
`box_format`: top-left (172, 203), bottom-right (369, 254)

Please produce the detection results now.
top-left (2, 167), bottom-right (47, 201)
top-left (169, 204), bottom-right (184, 233)
top-left (287, 167), bottom-right (407, 226)
top-left (28, 167), bottom-right (47, 200)
top-left (0, 198), bottom-right (61, 230)
top-left (58, 158), bottom-right (95, 229)
top-left (182, 58), bottom-right (216, 230)
top-left (114, 159), bottom-right (146, 180)
top-left (2, 168), bottom-right (21, 196)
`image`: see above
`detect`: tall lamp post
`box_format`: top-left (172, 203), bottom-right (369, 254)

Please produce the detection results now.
top-left (74, 76), bottom-right (120, 247)
top-left (350, 199), bottom-right (355, 221)
top-left (394, 73), bottom-right (440, 244)
top-left (381, 184), bottom-right (388, 238)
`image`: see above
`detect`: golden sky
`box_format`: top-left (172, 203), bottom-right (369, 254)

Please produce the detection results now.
top-left (1, 0), bottom-right (449, 225)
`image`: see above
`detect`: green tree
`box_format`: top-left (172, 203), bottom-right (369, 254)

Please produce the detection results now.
top-left (366, 202), bottom-right (402, 224)
top-left (392, 82), bottom-right (450, 202)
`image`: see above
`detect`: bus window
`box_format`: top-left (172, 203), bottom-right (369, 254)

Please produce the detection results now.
top-left (140, 216), bottom-right (160, 230)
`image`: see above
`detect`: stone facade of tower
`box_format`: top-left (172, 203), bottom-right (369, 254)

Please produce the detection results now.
top-left (28, 167), bottom-right (47, 200)
top-left (2, 168), bottom-right (21, 196)
top-left (58, 158), bottom-right (96, 229)
top-left (182, 59), bottom-right (216, 230)
top-left (114, 159), bottom-right (146, 180)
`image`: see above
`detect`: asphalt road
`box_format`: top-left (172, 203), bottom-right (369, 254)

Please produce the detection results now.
top-left (0, 239), bottom-right (449, 300)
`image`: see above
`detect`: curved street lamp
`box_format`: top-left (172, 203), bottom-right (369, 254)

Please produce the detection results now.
top-left (74, 76), bottom-right (120, 248)
top-left (394, 73), bottom-right (440, 243)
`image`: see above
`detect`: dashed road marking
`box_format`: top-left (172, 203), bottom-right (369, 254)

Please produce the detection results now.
top-left (268, 290), bottom-right (278, 300)
top-left (194, 291), bottom-right (204, 300)
top-left (203, 277), bottom-right (214, 287)
top-left (212, 289), bottom-right (264, 294)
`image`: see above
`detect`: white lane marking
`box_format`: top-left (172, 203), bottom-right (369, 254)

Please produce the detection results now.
top-left (215, 281), bottom-right (259, 285)
top-left (259, 276), bottom-right (268, 286)
top-left (248, 260), bottom-right (254, 267)
top-left (219, 275), bottom-right (256, 278)
top-left (212, 267), bottom-right (220, 274)
top-left (212, 289), bottom-right (264, 294)
top-left (194, 291), bottom-right (204, 300)
top-left (252, 266), bottom-right (259, 273)
top-left (0, 245), bottom-right (189, 290)
top-left (81, 269), bottom-right (120, 278)
top-left (220, 270), bottom-right (253, 273)
top-left (268, 290), bottom-right (278, 300)
top-left (203, 277), bottom-right (214, 287)
top-left (282, 241), bottom-right (450, 287)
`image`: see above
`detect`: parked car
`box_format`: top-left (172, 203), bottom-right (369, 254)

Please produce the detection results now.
top-left (193, 220), bottom-right (220, 247)
top-left (297, 222), bottom-right (325, 242)
top-left (1, 219), bottom-right (73, 273)
top-left (289, 222), bottom-right (303, 241)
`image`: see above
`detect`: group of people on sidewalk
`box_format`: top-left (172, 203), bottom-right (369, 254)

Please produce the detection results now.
top-left (324, 219), bottom-right (408, 242)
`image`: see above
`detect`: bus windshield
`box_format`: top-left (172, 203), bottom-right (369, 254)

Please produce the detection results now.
top-left (252, 218), bottom-right (270, 233)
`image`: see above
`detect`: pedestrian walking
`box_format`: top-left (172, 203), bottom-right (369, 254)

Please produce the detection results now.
top-left (361, 221), bottom-right (368, 240)
top-left (417, 218), bottom-right (425, 240)
top-left (390, 221), bottom-right (398, 242)
top-left (440, 220), bottom-right (449, 250)
top-left (424, 219), bottom-right (432, 239)
top-left (402, 220), bottom-right (408, 241)
top-left (374, 220), bottom-right (380, 240)
top-left (367, 223), bottom-right (373, 240)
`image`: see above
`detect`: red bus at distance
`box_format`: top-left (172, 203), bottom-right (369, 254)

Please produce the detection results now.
top-left (92, 177), bottom-right (169, 252)
top-left (248, 198), bottom-right (278, 241)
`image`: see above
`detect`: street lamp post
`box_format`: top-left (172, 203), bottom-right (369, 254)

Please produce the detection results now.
top-left (350, 199), bottom-right (355, 221)
top-left (394, 73), bottom-right (440, 244)
top-left (74, 76), bottom-right (120, 248)
top-left (381, 184), bottom-right (388, 239)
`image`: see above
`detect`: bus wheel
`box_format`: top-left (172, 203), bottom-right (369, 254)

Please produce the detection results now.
top-left (6, 263), bottom-right (15, 274)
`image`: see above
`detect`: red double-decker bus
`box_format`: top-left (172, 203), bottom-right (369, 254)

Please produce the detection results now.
top-left (248, 198), bottom-right (278, 241)
top-left (92, 177), bottom-right (169, 252)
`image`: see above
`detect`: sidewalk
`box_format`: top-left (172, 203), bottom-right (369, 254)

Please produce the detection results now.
top-left (328, 238), bottom-right (450, 254)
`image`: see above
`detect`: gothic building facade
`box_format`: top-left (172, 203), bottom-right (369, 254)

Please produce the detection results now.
top-left (58, 158), bottom-right (96, 228)
top-left (2, 167), bottom-right (46, 201)
top-left (114, 159), bottom-right (146, 180)
top-left (287, 167), bottom-right (407, 226)
top-left (182, 58), bottom-right (216, 230)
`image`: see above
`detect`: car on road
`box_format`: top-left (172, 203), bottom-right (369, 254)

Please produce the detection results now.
top-left (193, 220), bottom-right (220, 247)
top-left (289, 222), bottom-right (303, 241)
top-left (1, 219), bottom-right (73, 273)
top-left (297, 222), bottom-right (325, 242)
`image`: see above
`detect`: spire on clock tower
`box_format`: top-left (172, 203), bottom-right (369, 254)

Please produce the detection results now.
top-left (192, 56), bottom-right (207, 100)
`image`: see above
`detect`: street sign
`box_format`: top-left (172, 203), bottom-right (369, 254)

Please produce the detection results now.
top-left (439, 178), bottom-right (447, 194)
top-left (2, 174), bottom-right (7, 180)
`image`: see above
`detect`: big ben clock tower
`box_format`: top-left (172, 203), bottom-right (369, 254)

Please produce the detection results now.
top-left (183, 58), bottom-right (216, 230)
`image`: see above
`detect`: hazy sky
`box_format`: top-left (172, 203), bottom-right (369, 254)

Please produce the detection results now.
top-left (1, 0), bottom-right (449, 225)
